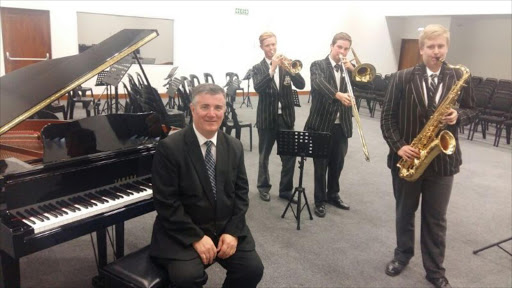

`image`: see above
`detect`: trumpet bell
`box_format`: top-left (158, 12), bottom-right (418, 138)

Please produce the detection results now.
top-left (289, 60), bottom-right (303, 74)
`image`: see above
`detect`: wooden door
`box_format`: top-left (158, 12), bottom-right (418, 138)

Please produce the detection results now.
top-left (398, 39), bottom-right (421, 70)
top-left (1, 7), bottom-right (51, 73)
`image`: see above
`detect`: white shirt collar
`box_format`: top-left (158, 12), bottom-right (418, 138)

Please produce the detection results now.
top-left (426, 67), bottom-right (440, 78)
top-left (193, 123), bottom-right (218, 147)
top-left (265, 57), bottom-right (272, 66)
top-left (329, 55), bottom-right (340, 68)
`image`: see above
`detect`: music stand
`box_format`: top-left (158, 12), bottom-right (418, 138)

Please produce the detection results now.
top-left (240, 69), bottom-right (253, 109)
top-left (473, 237), bottom-right (512, 256)
top-left (163, 66), bottom-right (180, 109)
top-left (103, 55), bottom-right (133, 113)
top-left (277, 130), bottom-right (331, 230)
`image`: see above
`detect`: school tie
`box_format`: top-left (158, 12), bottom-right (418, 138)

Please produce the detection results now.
top-left (204, 141), bottom-right (216, 199)
top-left (334, 64), bottom-right (341, 73)
top-left (427, 73), bottom-right (438, 116)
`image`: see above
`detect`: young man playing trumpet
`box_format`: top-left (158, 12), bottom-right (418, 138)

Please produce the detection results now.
top-left (304, 32), bottom-right (355, 218)
top-left (252, 31), bottom-right (305, 204)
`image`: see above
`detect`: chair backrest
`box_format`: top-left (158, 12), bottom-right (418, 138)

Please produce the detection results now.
top-left (225, 72), bottom-right (240, 84)
top-left (471, 76), bottom-right (484, 87)
top-left (204, 73), bottom-right (215, 84)
top-left (189, 74), bottom-right (201, 88)
top-left (372, 74), bottom-right (388, 93)
top-left (489, 92), bottom-right (512, 113)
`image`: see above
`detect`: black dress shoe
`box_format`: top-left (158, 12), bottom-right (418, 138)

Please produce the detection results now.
top-left (385, 260), bottom-right (407, 276)
top-left (327, 198), bottom-right (350, 210)
top-left (259, 191), bottom-right (270, 202)
top-left (279, 193), bottom-right (298, 204)
top-left (426, 276), bottom-right (452, 288)
top-left (314, 204), bottom-right (326, 218)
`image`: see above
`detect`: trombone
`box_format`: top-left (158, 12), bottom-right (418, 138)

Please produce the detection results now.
top-left (340, 53), bottom-right (371, 162)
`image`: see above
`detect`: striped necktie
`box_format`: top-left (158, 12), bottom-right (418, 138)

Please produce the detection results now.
top-left (204, 141), bottom-right (216, 199)
top-left (427, 73), bottom-right (438, 116)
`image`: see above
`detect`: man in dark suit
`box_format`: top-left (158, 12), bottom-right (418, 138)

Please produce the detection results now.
top-left (380, 24), bottom-right (476, 288)
top-left (252, 31), bottom-right (305, 204)
top-left (150, 83), bottom-right (264, 288)
top-left (304, 32), bottom-right (355, 218)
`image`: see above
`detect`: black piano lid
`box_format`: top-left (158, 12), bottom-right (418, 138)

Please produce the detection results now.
top-left (0, 29), bottom-right (159, 136)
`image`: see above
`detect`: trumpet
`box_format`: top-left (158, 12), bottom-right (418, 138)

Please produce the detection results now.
top-left (271, 52), bottom-right (302, 74)
top-left (340, 54), bottom-right (371, 162)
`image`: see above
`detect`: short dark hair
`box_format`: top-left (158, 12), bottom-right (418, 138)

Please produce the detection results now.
top-left (331, 32), bottom-right (352, 46)
top-left (191, 83), bottom-right (226, 104)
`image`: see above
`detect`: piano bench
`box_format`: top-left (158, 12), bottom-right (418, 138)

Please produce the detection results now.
top-left (102, 245), bottom-right (168, 288)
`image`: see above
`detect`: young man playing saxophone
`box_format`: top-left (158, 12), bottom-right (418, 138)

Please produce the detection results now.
top-left (380, 24), bottom-right (477, 288)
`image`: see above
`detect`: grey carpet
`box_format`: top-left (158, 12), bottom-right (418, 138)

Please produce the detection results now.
top-left (18, 96), bottom-right (512, 288)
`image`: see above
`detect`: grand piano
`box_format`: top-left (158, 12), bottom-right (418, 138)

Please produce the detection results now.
top-left (0, 29), bottom-right (173, 288)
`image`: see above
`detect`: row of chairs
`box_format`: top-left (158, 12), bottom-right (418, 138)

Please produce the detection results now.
top-left (466, 77), bottom-right (512, 147)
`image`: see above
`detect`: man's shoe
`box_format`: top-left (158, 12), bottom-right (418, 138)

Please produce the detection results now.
top-left (426, 276), bottom-right (452, 288)
top-left (259, 191), bottom-right (270, 202)
top-left (314, 204), bottom-right (326, 218)
top-left (279, 193), bottom-right (298, 204)
top-left (327, 198), bottom-right (350, 210)
top-left (385, 260), bottom-right (407, 277)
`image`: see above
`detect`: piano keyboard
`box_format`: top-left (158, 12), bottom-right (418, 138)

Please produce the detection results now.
top-left (10, 177), bottom-right (153, 234)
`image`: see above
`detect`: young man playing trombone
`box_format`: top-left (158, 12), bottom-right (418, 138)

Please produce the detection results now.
top-left (252, 31), bottom-right (305, 204)
top-left (304, 32), bottom-right (355, 218)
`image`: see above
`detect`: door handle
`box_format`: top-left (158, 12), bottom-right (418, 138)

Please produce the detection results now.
top-left (6, 52), bottom-right (49, 61)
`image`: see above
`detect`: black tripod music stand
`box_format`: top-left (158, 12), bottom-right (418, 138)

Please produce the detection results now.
top-left (473, 237), bottom-right (512, 256)
top-left (102, 56), bottom-right (133, 113)
top-left (277, 130), bottom-right (331, 230)
top-left (240, 69), bottom-right (253, 109)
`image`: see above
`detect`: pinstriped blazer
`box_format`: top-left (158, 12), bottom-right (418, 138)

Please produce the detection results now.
top-left (304, 56), bottom-right (353, 137)
top-left (380, 63), bottom-right (477, 176)
top-left (252, 58), bottom-right (305, 129)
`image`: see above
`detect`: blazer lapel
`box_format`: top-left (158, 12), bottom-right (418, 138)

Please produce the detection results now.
top-left (184, 127), bottom-right (216, 206)
top-left (324, 57), bottom-right (337, 88)
top-left (438, 65), bottom-right (453, 104)
top-left (411, 65), bottom-right (427, 110)
top-left (214, 133), bottom-right (227, 201)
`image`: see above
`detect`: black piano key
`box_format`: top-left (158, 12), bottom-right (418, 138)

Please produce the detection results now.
top-left (91, 192), bottom-right (110, 203)
top-left (77, 195), bottom-right (98, 207)
top-left (48, 203), bottom-right (68, 215)
top-left (38, 205), bottom-right (59, 218)
top-left (121, 183), bottom-right (144, 193)
top-left (104, 189), bottom-right (124, 199)
top-left (69, 197), bottom-right (89, 209)
top-left (31, 207), bottom-right (50, 221)
top-left (56, 200), bottom-right (77, 212)
top-left (60, 200), bottom-right (81, 212)
top-left (16, 212), bottom-right (36, 225)
top-left (25, 209), bottom-right (44, 222)
top-left (44, 203), bottom-right (64, 216)
top-left (110, 186), bottom-right (133, 196)
top-left (133, 180), bottom-right (151, 189)
top-left (97, 189), bottom-right (118, 201)
top-left (85, 193), bottom-right (106, 204)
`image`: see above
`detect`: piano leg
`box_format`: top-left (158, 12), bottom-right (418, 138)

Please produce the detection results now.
top-left (1, 250), bottom-right (20, 288)
top-left (115, 223), bottom-right (124, 259)
top-left (97, 229), bottom-right (107, 268)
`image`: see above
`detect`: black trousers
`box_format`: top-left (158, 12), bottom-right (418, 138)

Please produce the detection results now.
top-left (257, 115), bottom-right (296, 196)
top-left (154, 250), bottom-right (263, 288)
top-left (391, 165), bottom-right (453, 278)
top-left (312, 124), bottom-right (348, 205)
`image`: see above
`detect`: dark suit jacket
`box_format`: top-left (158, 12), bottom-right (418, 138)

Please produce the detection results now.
top-left (252, 58), bottom-right (305, 129)
top-left (150, 126), bottom-right (255, 260)
top-left (380, 63), bottom-right (477, 176)
top-left (304, 56), bottom-right (353, 136)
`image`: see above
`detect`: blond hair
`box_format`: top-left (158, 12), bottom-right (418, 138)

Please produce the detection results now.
top-left (419, 24), bottom-right (450, 48)
top-left (259, 32), bottom-right (276, 46)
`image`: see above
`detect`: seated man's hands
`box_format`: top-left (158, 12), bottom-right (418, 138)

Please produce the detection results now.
top-left (216, 234), bottom-right (238, 259)
top-left (193, 235), bottom-right (217, 265)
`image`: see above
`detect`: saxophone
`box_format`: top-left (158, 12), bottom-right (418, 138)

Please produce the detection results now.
top-left (397, 61), bottom-right (471, 182)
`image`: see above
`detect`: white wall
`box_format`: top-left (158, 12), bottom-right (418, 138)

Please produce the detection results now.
top-left (1, 1), bottom-right (510, 95)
